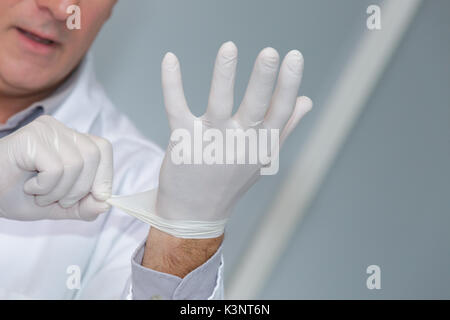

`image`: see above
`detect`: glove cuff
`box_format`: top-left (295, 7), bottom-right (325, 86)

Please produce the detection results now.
top-left (107, 189), bottom-right (227, 239)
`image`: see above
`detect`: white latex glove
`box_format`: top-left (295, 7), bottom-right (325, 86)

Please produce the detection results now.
top-left (158, 42), bottom-right (312, 235)
top-left (108, 42), bottom-right (312, 238)
top-left (0, 115), bottom-right (113, 221)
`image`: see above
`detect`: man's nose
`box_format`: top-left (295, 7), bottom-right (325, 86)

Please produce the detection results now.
top-left (35, 0), bottom-right (81, 22)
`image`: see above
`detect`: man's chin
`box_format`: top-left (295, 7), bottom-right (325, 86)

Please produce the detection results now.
top-left (0, 73), bottom-right (56, 98)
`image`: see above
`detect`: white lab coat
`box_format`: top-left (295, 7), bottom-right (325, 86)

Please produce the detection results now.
top-left (0, 56), bottom-right (224, 299)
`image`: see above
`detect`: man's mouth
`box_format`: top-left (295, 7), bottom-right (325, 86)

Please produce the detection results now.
top-left (15, 27), bottom-right (57, 46)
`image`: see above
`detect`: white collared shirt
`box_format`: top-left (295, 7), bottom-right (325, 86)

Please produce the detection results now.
top-left (0, 55), bottom-right (223, 300)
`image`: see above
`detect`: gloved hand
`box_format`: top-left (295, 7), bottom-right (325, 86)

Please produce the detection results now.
top-left (152, 41), bottom-right (312, 237)
top-left (0, 115), bottom-right (113, 221)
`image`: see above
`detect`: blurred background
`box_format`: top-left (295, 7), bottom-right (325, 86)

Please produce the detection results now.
top-left (92, 0), bottom-right (450, 299)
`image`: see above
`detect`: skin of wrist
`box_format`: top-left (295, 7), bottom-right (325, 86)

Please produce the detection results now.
top-left (142, 227), bottom-right (224, 278)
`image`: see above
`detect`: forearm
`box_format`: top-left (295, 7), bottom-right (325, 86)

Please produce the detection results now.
top-left (142, 227), bottom-right (224, 278)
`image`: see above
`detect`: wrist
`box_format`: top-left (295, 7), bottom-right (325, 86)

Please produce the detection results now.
top-left (142, 227), bottom-right (224, 278)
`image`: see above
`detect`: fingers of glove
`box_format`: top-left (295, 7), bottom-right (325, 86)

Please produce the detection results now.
top-left (88, 135), bottom-right (113, 202)
top-left (205, 41), bottom-right (238, 120)
top-left (51, 194), bottom-right (110, 221)
top-left (58, 133), bottom-right (101, 208)
top-left (78, 194), bottom-right (111, 221)
top-left (161, 52), bottom-right (192, 129)
top-left (33, 139), bottom-right (84, 206)
top-left (19, 116), bottom-right (64, 195)
top-left (235, 47), bottom-right (280, 127)
top-left (264, 50), bottom-right (305, 131)
top-left (280, 96), bottom-right (313, 146)
top-left (23, 145), bottom-right (64, 196)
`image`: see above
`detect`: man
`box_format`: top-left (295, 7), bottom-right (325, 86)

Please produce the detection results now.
top-left (0, 0), bottom-right (312, 299)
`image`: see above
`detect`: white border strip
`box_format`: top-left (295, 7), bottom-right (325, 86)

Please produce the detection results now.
top-left (227, 0), bottom-right (423, 299)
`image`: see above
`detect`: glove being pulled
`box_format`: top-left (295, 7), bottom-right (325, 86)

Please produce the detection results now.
top-left (0, 115), bottom-right (113, 221)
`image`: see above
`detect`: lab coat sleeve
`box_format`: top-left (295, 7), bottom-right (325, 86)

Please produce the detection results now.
top-left (130, 234), bottom-right (224, 300)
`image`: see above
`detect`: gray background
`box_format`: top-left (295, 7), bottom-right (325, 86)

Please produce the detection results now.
top-left (92, 0), bottom-right (450, 299)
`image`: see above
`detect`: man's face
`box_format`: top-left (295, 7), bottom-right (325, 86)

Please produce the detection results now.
top-left (0, 0), bottom-right (117, 96)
